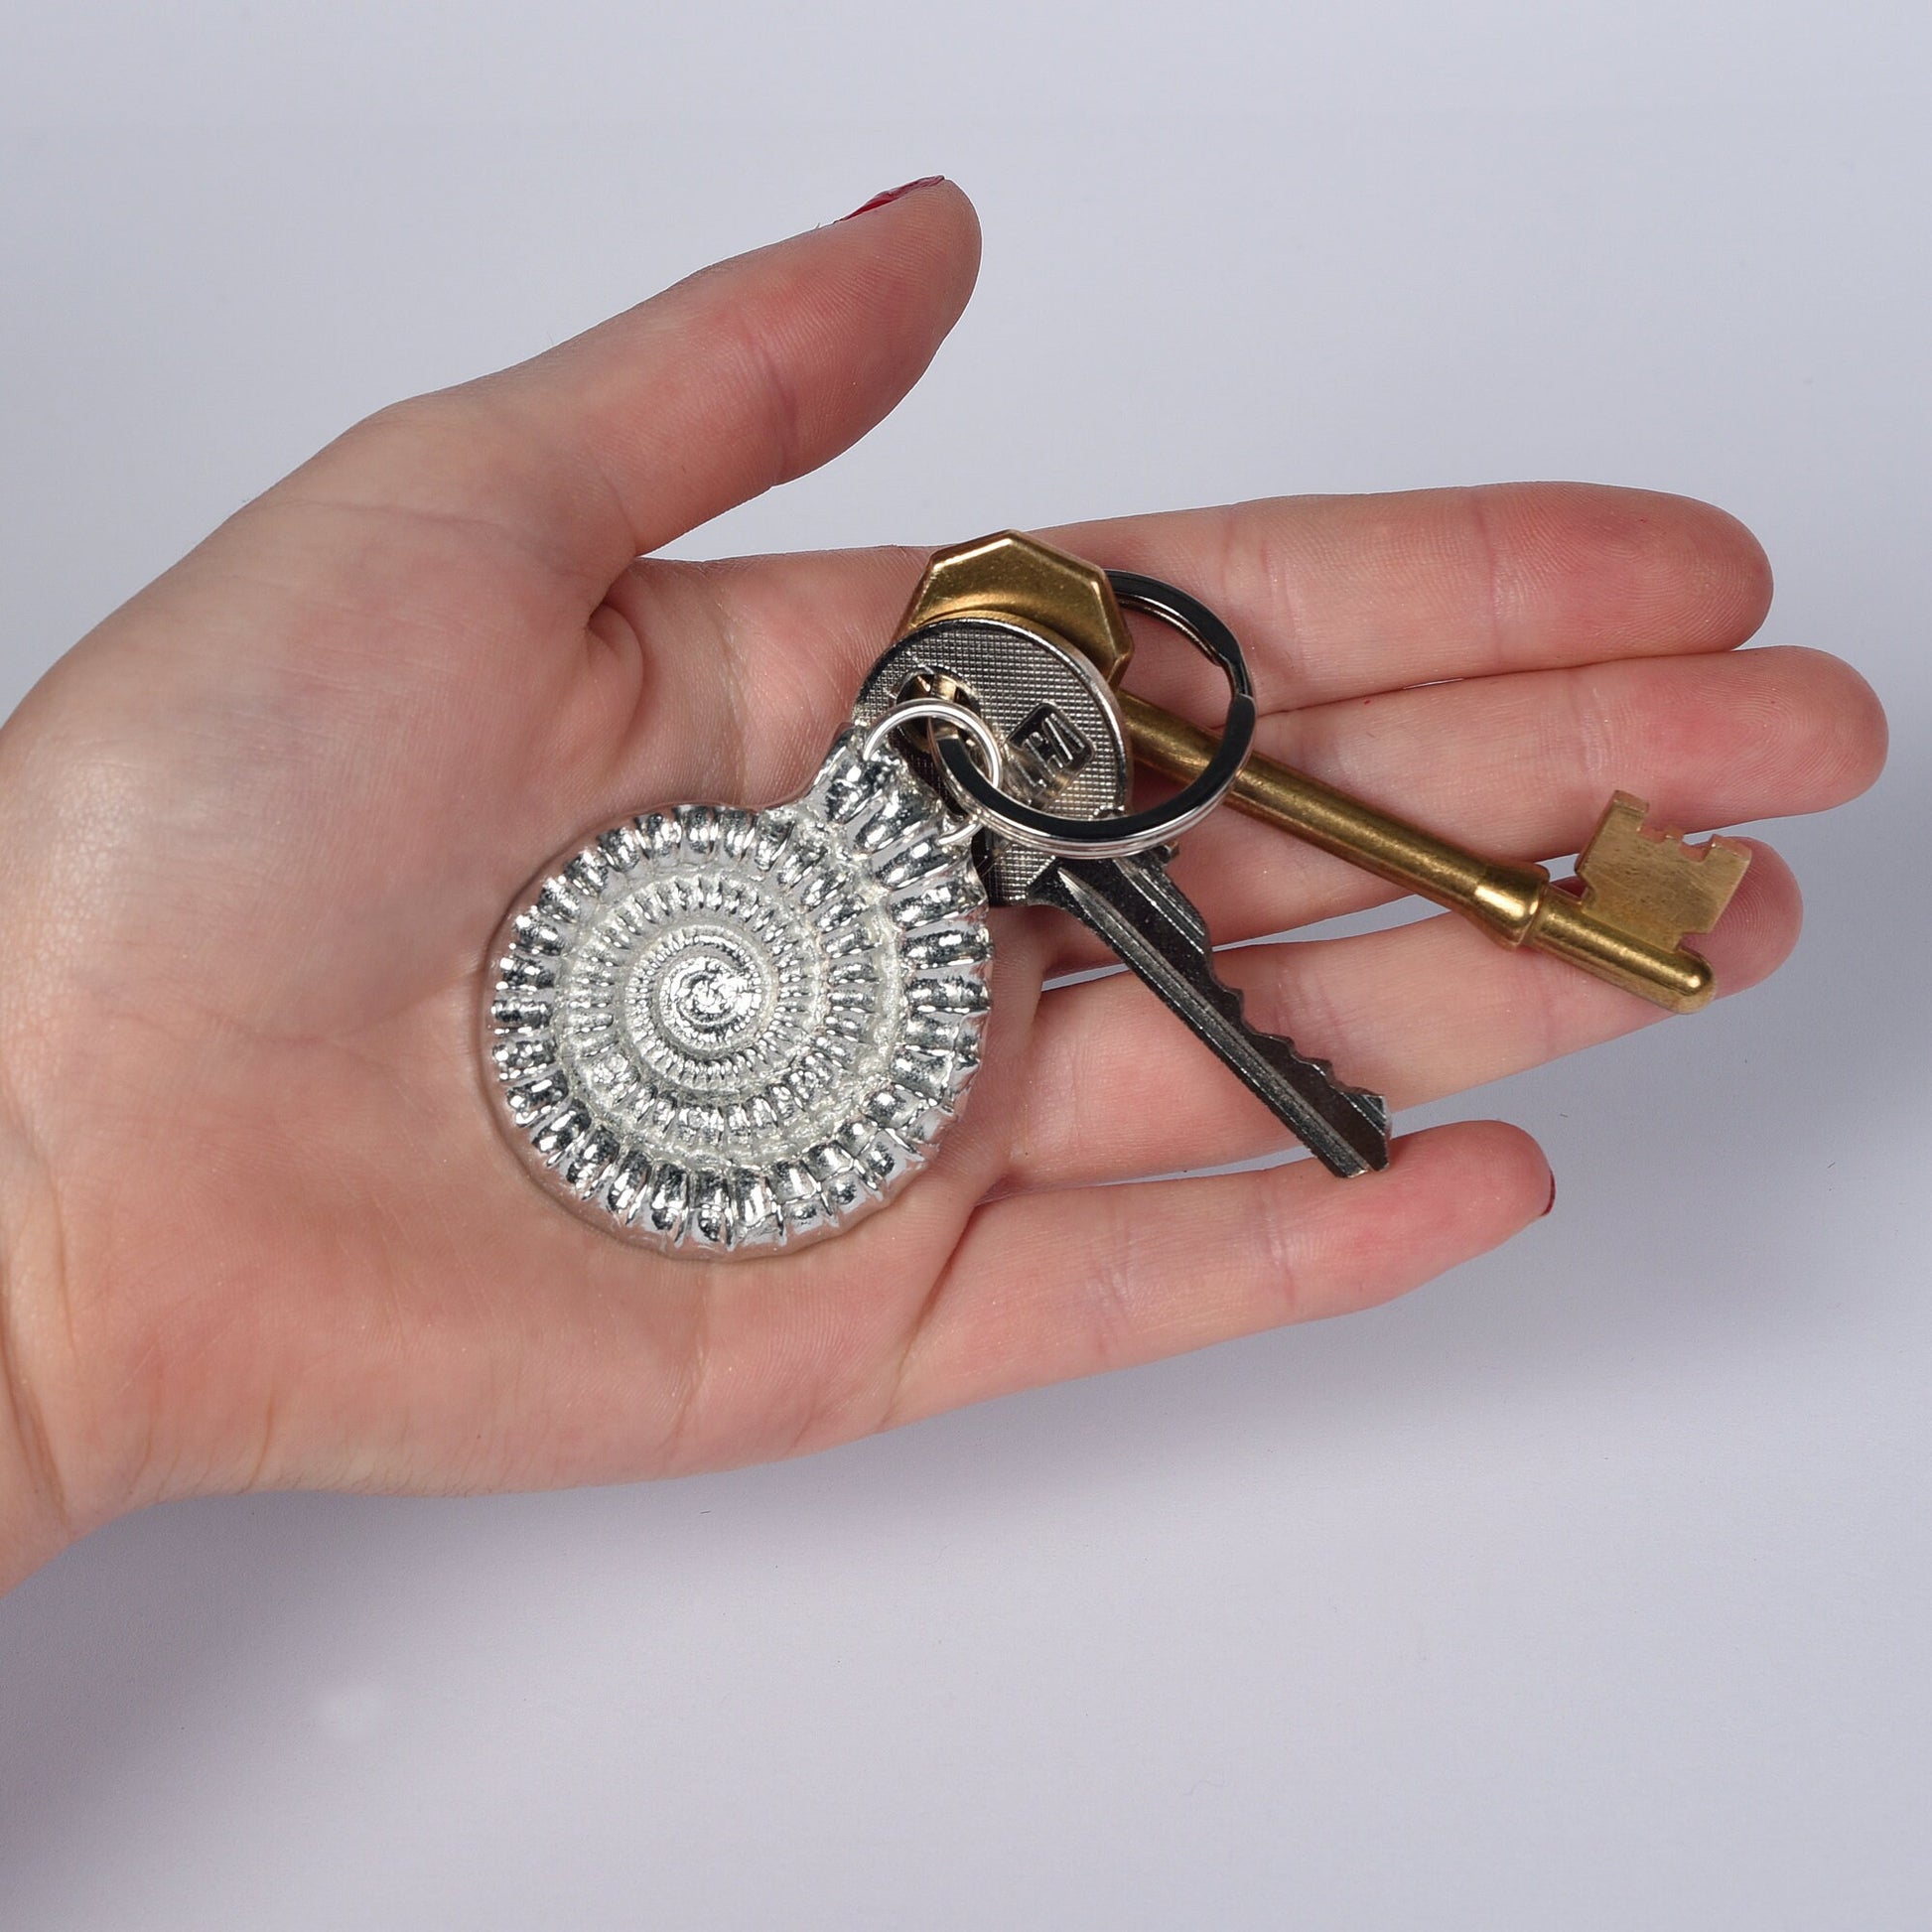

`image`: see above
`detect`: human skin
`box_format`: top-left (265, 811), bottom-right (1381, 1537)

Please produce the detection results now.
top-left (0, 179), bottom-right (1887, 1592)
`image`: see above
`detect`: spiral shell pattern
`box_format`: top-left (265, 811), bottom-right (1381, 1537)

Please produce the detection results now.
top-left (484, 729), bottom-right (993, 1253)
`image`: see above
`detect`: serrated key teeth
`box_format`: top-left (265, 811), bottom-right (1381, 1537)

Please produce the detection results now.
top-left (1342, 1090), bottom-right (1393, 1168)
top-left (1298, 1052), bottom-right (1389, 1135)
top-left (1264, 1039), bottom-right (1390, 1171)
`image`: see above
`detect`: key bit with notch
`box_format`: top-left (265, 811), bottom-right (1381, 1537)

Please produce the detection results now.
top-left (898, 532), bottom-right (1752, 1016)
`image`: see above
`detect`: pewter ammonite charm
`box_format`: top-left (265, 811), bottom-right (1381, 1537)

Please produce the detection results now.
top-left (483, 728), bottom-right (992, 1254)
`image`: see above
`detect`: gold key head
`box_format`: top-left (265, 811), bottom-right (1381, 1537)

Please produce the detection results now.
top-left (1575, 792), bottom-right (1752, 948)
top-left (894, 532), bottom-right (1135, 679)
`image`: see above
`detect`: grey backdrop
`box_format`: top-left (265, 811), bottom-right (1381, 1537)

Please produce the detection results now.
top-left (2, 4), bottom-right (1928, 1927)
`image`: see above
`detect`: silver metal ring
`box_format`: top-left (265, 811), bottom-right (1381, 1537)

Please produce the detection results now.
top-left (861, 697), bottom-right (1006, 784)
top-left (931, 571), bottom-right (1256, 859)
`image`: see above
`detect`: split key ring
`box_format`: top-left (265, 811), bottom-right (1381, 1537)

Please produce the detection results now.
top-left (931, 571), bottom-right (1256, 860)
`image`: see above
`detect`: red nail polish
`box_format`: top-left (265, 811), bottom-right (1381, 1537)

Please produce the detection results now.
top-left (839, 176), bottom-right (945, 220)
top-left (1541, 1172), bottom-right (1558, 1218)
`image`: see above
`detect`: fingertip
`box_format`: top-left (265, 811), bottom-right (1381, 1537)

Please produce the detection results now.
top-left (1665, 491), bottom-right (1776, 648)
top-left (1394, 1118), bottom-right (1555, 1242)
top-left (1699, 837), bottom-right (1803, 997)
top-left (825, 174), bottom-right (981, 330)
top-left (1616, 644), bottom-right (1890, 831)
top-left (1297, 1120), bottom-right (1553, 1321)
top-left (1499, 483), bottom-right (1776, 658)
top-left (890, 175), bottom-right (982, 265)
top-left (1777, 648), bottom-right (1889, 804)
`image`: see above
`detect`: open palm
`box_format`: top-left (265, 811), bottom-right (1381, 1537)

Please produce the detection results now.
top-left (0, 181), bottom-right (1883, 1585)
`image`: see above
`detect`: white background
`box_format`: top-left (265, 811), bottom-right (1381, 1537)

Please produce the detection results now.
top-left (2, 4), bottom-right (1928, 1927)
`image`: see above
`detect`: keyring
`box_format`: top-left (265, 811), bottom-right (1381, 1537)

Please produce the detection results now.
top-left (861, 696), bottom-right (1008, 782)
top-left (931, 571), bottom-right (1255, 859)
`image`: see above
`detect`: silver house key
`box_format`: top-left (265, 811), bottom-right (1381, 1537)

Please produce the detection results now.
top-left (860, 545), bottom-right (1390, 1178)
top-left (1016, 853), bottom-right (1390, 1177)
top-left (483, 719), bottom-right (995, 1254)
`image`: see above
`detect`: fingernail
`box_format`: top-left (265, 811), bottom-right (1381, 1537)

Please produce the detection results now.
top-left (1540, 1172), bottom-right (1558, 1218)
top-left (839, 176), bottom-right (945, 220)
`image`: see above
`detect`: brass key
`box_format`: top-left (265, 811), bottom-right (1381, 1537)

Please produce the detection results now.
top-left (1118, 697), bottom-right (1746, 1013)
top-left (897, 534), bottom-right (1751, 1016)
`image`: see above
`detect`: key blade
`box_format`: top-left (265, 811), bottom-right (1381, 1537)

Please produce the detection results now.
top-left (1576, 792), bottom-right (1751, 947)
top-left (1033, 856), bottom-right (1391, 1177)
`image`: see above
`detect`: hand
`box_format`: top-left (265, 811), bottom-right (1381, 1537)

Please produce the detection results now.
top-left (0, 179), bottom-right (1884, 1588)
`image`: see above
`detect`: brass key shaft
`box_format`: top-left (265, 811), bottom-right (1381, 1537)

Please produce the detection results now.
top-left (1120, 693), bottom-right (1719, 1014)
top-left (890, 532), bottom-right (1742, 1018)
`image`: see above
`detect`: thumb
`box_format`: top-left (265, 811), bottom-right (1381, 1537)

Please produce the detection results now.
top-left (289, 178), bottom-right (980, 605)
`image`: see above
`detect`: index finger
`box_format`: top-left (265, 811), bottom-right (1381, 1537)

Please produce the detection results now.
top-left (1042, 483), bottom-right (1773, 709)
top-left (602, 482), bottom-right (1773, 808)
